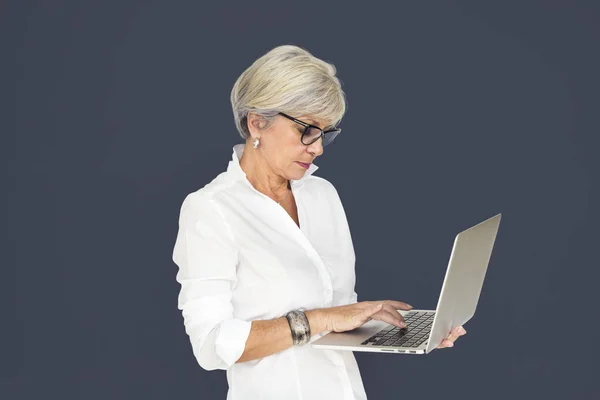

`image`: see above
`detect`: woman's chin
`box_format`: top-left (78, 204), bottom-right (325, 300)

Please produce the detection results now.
top-left (290, 171), bottom-right (307, 180)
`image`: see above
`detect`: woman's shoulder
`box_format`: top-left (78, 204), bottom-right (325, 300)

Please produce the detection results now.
top-left (176, 175), bottom-right (236, 225)
top-left (179, 172), bottom-right (237, 209)
top-left (302, 175), bottom-right (341, 199)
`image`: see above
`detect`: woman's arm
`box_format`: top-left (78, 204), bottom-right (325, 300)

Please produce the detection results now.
top-left (236, 300), bottom-right (410, 363)
top-left (236, 309), bottom-right (326, 363)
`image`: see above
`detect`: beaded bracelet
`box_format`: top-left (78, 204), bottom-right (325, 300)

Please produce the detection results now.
top-left (285, 309), bottom-right (311, 346)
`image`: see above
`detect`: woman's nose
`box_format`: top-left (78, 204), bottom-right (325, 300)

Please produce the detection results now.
top-left (308, 137), bottom-right (324, 156)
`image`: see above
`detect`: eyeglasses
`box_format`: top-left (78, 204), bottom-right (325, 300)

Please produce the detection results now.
top-left (277, 112), bottom-right (341, 146)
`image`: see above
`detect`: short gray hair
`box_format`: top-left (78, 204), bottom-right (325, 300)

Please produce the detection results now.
top-left (230, 44), bottom-right (347, 139)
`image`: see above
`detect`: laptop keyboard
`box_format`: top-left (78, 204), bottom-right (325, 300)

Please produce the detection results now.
top-left (361, 311), bottom-right (435, 348)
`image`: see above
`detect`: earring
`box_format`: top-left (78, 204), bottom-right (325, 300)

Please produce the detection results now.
top-left (252, 138), bottom-right (260, 149)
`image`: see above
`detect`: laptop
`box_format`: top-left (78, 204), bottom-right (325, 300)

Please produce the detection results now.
top-left (312, 213), bottom-right (502, 355)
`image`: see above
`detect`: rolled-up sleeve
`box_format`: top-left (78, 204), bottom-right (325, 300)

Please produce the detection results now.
top-left (172, 193), bottom-right (252, 371)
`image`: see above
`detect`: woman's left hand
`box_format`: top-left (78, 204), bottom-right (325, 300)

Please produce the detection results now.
top-left (436, 325), bottom-right (467, 349)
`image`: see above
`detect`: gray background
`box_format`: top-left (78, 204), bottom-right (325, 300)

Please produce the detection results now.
top-left (3, 1), bottom-right (599, 399)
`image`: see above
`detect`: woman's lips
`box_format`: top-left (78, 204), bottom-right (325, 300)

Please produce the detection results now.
top-left (296, 161), bottom-right (310, 169)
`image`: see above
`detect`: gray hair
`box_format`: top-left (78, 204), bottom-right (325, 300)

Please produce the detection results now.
top-left (230, 44), bottom-right (347, 139)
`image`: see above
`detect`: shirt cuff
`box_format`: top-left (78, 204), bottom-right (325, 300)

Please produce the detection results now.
top-left (214, 319), bottom-right (253, 367)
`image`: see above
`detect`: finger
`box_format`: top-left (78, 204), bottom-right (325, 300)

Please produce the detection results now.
top-left (373, 310), bottom-right (406, 328)
top-left (383, 300), bottom-right (413, 310)
top-left (436, 339), bottom-right (454, 349)
top-left (381, 304), bottom-right (407, 327)
top-left (446, 329), bottom-right (461, 343)
top-left (448, 326), bottom-right (466, 341)
top-left (384, 309), bottom-right (407, 328)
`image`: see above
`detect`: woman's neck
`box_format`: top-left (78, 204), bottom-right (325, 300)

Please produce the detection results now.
top-left (239, 142), bottom-right (290, 200)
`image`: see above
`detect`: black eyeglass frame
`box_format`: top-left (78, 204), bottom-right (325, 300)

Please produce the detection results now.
top-left (277, 112), bottom-right (341, 146)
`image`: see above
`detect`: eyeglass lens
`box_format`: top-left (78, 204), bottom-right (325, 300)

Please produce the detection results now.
top-left (302, 126), bottom-right (340, 146)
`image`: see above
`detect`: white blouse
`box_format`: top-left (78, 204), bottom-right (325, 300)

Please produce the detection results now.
top-left (172, 143), bottom-right (367, 399)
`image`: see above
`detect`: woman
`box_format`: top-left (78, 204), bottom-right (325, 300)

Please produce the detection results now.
top-left (172, 44), bottom-right (466, 399)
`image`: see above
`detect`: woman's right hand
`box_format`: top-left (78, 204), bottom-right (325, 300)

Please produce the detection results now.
top-left (320, 301), bottom-right (413, 333)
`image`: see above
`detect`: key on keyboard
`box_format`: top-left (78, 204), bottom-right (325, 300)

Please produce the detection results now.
top-left (360, 311), bottom-right (435, 348)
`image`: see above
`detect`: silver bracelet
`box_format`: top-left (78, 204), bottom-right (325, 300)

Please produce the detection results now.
top-left (285, 309), bottom-right (311, 346)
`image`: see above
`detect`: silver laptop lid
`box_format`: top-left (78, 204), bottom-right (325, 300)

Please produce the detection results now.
top-left (425, 213), bottom-right (502, 354)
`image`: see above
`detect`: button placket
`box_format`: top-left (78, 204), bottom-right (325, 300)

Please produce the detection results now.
top-left (242, 177), bottom-right (334, 304)
top-left (292, 182), bottom-right (334, 304)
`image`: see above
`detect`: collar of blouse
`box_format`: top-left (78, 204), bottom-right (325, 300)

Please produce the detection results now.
top-left (227, 143), bottom-right (320, 189)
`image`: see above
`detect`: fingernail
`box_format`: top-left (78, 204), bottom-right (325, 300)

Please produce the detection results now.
top-left (400, 322), bottom-right (407, 328)
top-left (448, 342), bottom-right (454, 347)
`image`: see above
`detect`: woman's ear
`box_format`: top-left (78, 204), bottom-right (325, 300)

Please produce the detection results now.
top-left (247, 112), bottom-right (264, 137)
